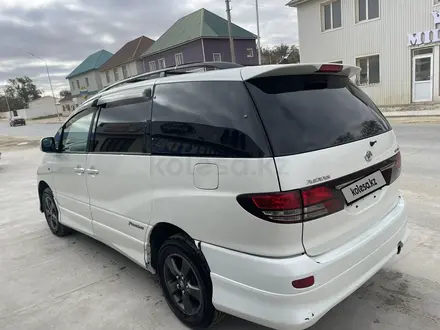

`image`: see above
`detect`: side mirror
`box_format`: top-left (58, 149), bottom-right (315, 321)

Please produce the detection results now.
top-left (40, 137), bottom-right (56, 153)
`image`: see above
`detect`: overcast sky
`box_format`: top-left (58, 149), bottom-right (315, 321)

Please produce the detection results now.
top-left (0, 0), bottom-right (298, 96)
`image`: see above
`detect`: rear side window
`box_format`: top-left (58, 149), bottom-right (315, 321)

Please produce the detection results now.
top-left (90, 99), bottom-right (150, 154)
top-left (246, 75), bottom-right (391, 157)
top-left (151, 81), bottom-right (270, 158)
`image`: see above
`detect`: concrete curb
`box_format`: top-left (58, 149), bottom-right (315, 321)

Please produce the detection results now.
top-left (382, 110), bottom-right (440, 118)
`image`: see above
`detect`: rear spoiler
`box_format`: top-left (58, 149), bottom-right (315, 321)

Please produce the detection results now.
top-left (240, 63), bottom-right (361, 81)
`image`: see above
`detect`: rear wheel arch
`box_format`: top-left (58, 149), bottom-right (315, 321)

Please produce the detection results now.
top-left (148, 222), bottom-right (196, 272)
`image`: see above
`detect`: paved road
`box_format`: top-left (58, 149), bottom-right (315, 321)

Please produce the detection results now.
top-left (0, 123), bottom-right (439, 330)
top-left (0, 121), bottom-right (59, 138)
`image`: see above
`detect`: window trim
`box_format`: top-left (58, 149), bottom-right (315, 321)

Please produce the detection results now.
top-left (149, 61), bottom-right (157, 72)
top-left (246, 48), bottom-right (254, 58)
top-left (175, 53), bottom-right (184, 66)
top-left (213, 53), bottom-right (222, 62)
top-left (355, 53), bottom-right (380, 86)
top-left (105, 70), bottom-right (111, 84)
top-left (320, 0), bottom-right (342, 32)
top-left (122, 64), bottom-right (129, 79)
top-left (113, 68), bottom-right (119, 82)
top-left (434, 0), bottom-right (440, 6)
top-left (355, 0), bottom-right (380, 24)
top-left (59, 107), bottom-right (97, 154)
top-left (158, 58), bottom-right (166, 69)
top-left (85, 77), bottom-right (89, 87)
top-left (76, 80), bottom-right (80, 89)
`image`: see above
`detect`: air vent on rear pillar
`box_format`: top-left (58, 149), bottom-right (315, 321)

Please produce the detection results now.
top-left (193, 164), bottom-right (219, 190)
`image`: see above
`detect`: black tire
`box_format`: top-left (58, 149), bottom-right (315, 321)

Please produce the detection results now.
top-left (158, 234), bottom-right (223, 329)
top-left (42, 188), bottom-right (70, 237)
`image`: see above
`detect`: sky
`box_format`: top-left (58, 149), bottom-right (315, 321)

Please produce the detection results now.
top-left (0, 0), bottom-right (298, 96)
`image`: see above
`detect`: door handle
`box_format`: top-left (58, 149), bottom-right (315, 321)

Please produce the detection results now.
top-left (86, 168), bottom-right (99, 175)
top-left (74, 166), bottom-right (85, 175)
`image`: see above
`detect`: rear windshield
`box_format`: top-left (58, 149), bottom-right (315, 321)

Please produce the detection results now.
top-left (246, 74), bottom-right (391, 157)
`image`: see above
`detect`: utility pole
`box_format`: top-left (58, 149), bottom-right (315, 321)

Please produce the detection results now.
top-left (29, 53), bottom-right (61, 121)
top-left (255, 0), bottom-right (262, 65)
top-left (225, 0), bottom-right (236, 63)
top-left (4, 90), bottom-right (12, 118)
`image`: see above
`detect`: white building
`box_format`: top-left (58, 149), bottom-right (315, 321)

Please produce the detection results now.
top-left (288, 0), bottom-right (440, 106)
top-left (100, 36), bottom-right (154, 88)
top-left (7, 96), bottom-right (60, 119)
top-left (66, 49), bottom-right (113, 105)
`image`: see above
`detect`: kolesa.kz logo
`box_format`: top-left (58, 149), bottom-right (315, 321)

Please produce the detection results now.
top-left (350, 178), bottom-right (378, 196)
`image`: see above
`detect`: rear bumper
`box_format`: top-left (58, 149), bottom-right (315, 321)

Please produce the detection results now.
top-left (201, 197), bottom-right (408, 330)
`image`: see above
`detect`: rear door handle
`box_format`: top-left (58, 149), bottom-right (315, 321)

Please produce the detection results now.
top-left (86, 168), bottom-right (99, 175)
top-left (74, 166), bottom-right (85, 175)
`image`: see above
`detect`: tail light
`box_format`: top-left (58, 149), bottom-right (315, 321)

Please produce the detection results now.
top-left (390, 151), bottom-right (401, 184)
top-left (237, 186), bottom-right (344, 224)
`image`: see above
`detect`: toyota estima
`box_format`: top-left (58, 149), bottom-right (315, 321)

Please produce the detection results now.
top-left (37, 62), bottom-right (408, 330)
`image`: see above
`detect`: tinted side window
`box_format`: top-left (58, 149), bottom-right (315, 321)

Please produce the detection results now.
top-left (151, 82), bottom-right (269, 158)
top-left (90, 99), bottom-right (150, 154)
top-left (54, 127), bottom-right (62, 151)
top-left (61, 108), bottom-right (95, 153)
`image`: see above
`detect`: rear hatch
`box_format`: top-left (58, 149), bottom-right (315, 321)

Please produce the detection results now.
top-left (245, 64), bottom-right (402, 256)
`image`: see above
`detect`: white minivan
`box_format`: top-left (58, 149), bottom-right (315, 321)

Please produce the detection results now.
top-left (37, 62), bottom-right (408, 330)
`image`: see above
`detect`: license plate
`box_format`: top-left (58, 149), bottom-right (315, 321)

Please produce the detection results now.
top-left (341, 170), bottom-right (386, 204)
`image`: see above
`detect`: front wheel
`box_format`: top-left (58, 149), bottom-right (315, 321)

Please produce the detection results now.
top-left (158, 234), bottom-right (223, 329)
top-left (42, 188), bottom-right (70, 237)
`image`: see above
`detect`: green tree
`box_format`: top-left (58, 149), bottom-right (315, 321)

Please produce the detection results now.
top-left (4, 76), bottom-right (42, 109)
top-left (261, 44), bottom-right (300, 65)
top-left (59, 89), bottom-right (71, 98)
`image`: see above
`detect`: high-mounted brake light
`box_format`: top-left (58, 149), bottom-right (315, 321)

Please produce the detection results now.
top-left (237, 186), bottom-right (344, 224)
top-left (318, 64), bottom-right (343, 73)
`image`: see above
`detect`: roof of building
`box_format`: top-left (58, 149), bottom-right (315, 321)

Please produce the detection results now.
top-left (66, 49), bottom-right (113, 79)
top-left (141, 8), bottom-right (257, 57)
top-left (286, 0), bottom-right (310, 7)
top-left (100, 36), bottom-right (155, 71)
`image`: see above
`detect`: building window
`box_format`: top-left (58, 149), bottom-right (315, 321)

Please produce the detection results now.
top-left (149, 61), bottom-right (157, 72)
top-left (71, 82), bottom-right (75, 91)
top-left (246, 48), bottom-right (254, 58)
top-left (105, 71), bottom-right (111, 84)
top-left (114, 68), bottom-right (119, 82)
top-left (85, 77), bottom-right (89, 87)
top-left (356, 55), bottom-right (380, 85)
top-left (321, 0), bottom-right (342, 31)
top-left (158, 58), bottom-right (166, 69)
top-left (435, 0), bottom-right (440, 5)
top-left (175, 53), bottom-right (184, 66)
top-left (122, 65), bottom-right (128, 79)
top-left (213, 53), bottom-right (222, 62)
top-left (76, 80), bottom-right (80, 89)
top-left (357, 0), bottom-right (379, 22)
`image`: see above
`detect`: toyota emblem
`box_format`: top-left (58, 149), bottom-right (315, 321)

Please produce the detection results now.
top-left (365, 150), bottom-right (373, 162)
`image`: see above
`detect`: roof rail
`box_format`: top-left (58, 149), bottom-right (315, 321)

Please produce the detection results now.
top-left (101, 61), bottom-right (242, 93)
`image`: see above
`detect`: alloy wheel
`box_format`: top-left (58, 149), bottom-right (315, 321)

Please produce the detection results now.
top-left (44, 196), bottom-right (58, 230)
top-left (163, 254), bottom-right (203, 316)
